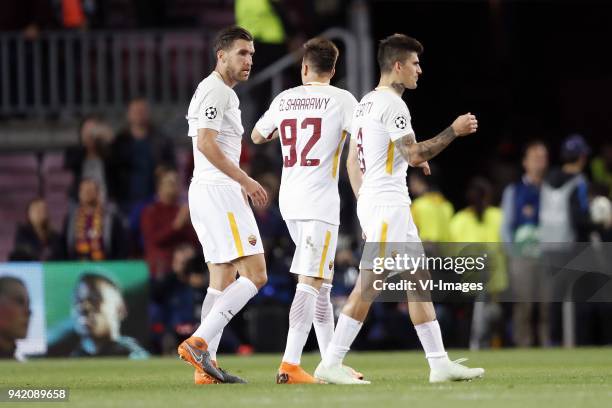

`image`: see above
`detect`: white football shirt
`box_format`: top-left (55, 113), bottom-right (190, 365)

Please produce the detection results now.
top-left (186, 71), bottom-right (244, 185)
top-left (350, 87), bottom-right (415, 205)
top-left (255, 83), bottom-right (357, 225)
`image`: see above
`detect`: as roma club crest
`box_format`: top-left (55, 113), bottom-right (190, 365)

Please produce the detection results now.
top-left (248, 235), bottom-right (257, 246)
top-left (328, 260), bottom-right (334, 270)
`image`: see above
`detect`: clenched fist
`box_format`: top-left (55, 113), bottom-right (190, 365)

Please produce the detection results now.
top-left (451, 113), bottom-right (478, 137)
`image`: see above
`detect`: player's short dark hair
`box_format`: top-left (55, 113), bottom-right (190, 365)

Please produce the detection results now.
top-left (377, 34), bottom-right (424, 73)
top-left (213, 26), bottom-right (253, 54)
top-left (303, 37), bottom-right (339, 74)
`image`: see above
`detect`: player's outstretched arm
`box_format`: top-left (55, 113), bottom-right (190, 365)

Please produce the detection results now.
top-left (197, 128), bottom-right (268, 207)
top-left (394, 113), bottom-right (477, 166)
top-left (251, 128), bottom-right (278, 144)
top-left (346, 137), bottom-right (363, 198)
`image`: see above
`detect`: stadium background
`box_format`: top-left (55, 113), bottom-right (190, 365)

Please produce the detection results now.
top-left (1, 0), bottom-right (611, 362)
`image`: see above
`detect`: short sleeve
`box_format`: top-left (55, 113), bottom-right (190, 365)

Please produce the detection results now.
top-left (254, 96), bottom-right (279, 138)
top-left (342, 92), bottom-right (358, 134)
top-left (196, 85), bottom-right (230, 132)
top-left (382, 98), bottom-right (414, 142)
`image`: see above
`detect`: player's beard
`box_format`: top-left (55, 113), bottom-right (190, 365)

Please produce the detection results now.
top-left (238, 69), bottom-right (250, 82)
top-left (230, 66), bottom-right (250, 83)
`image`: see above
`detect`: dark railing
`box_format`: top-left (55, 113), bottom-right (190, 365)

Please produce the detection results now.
top-left (0, 30), bottom-right (216, 118)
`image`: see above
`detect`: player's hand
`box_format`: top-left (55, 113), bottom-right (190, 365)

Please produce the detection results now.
top-left (451, 113), bottom-right (478, 137)
top-left (241, 177), bottom-right (268, 207)
top-left (417, 161), bottom-right (431, 175)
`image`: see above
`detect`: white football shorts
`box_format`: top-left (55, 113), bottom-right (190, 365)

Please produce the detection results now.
top-left (285, 219), bottom-right (338, 280)
top-left (189, 182), bottom-right (264, 264)
top-left (357, 199), bottom-right (424, 274)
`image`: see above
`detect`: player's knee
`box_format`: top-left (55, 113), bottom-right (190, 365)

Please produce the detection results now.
top-left (222, 274), bottom-right (237, 288)
top-left (250, 272), bottom-right (267, 289)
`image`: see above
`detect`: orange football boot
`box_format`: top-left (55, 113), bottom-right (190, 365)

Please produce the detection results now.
top-left (276, 362), bottom-right (322, 384)
top-left (177, 336), bottom-right (224, 382)
top-left (194, 369), bottom-right (220, 384)
top-left (194, 360), bottom-right (247, 384)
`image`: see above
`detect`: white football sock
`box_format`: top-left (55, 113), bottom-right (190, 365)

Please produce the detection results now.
top-left (314, 283), bottom-right (335, 359)
top-left (282, 283), bottom-right (319, 365)
top-left (414, 319), bottom-right (449, 370)
top-left (321, 313), bottom-right (363, 368)
top-left (200, 287), bottom-right (223, 361)
top-left (193, 277), bottom-right (258, 343)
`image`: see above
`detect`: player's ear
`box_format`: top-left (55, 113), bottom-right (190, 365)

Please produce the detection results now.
top-left (217, 49), bottom-right (225, 63)
top-left (394, 60), bottom-right (402, 73)
top-left (329, 67), bottom-right (336, 80)
top-left (302, 62), bottom-right (308, 77)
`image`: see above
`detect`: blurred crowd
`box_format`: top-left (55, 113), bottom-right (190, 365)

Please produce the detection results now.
top-left (5, 93), bottom-right (612, 354)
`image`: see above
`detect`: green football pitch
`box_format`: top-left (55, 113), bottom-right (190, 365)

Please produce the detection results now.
top-left (1, 348), bottom-right (611, 408)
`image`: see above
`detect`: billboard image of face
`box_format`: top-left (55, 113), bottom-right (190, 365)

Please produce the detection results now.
top-left (44, 261), bottom-right (150, 359)
top-left (0, 263), bottom-right (46, 360)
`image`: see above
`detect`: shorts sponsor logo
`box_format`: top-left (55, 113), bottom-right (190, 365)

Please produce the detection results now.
top-left (248, 234), bottom-right (257, 246)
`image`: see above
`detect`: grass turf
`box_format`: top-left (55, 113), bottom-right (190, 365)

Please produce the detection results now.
top-left (1, 348), bottom-right (611, 408)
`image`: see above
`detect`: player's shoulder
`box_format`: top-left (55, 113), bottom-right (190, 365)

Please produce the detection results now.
top-left (371, 89), bottom-right (409, 115)
top-left (274, 85), bottom-right (301, 100)
top-left (332, 86), bottom-right (358, 105)
top-left (374, 89), bottom-right (405, 105)
top-left (197, 73), bottom-right (232, 98)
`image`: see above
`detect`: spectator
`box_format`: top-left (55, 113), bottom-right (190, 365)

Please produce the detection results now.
top-left (501, 141), bottom-right (550, 347)
top-left (450, 178), bottom-right (504, 244)
top-left (140, 169), bottom-right (197, 278)
top-left (58, 0), bottom-right (108, 30)
top-left (590, 140), bottom-right (612, 200)
top-left (540, 134), bottom-right (592, 243)
top-left (450, 177), bottom-right (507, 349)
top-left (64, 115), bottom-right (114, 202)
top-left (64, 179), bottom-right (127, 260)
top-left (10, 198), bottom-right (64, 261)
top-left (574, 183), bottom-right (612, 346)
top-left (538, 135), bottom-right (601, 346)
top-left (409, 166), bottom-right (454, 243)
top-left (109, 98), bottom-right (176, 212)
top-left (151, 244), bottom-right (198, 353)
top-left (409, 166), bottom-right (457, 346)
